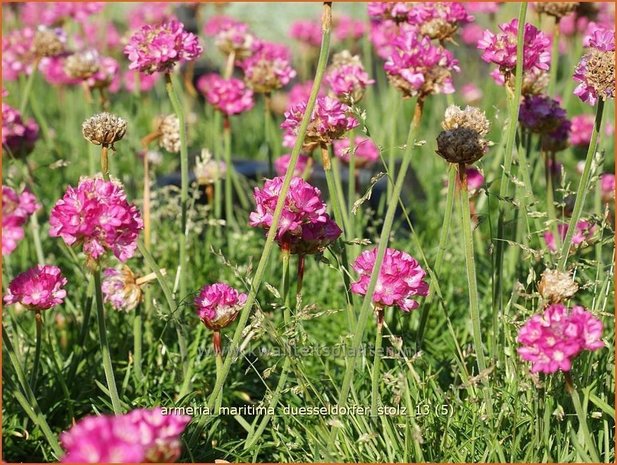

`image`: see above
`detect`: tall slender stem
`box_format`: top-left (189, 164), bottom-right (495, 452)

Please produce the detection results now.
top-left (547, 18), bottom-right (560, 97)
top-left (558, 100), bottom-right (605, 270)
top-left (133, 304), bottom-right (143, 381)
top-left (101, 146), bottom-right (110, 181)
top-left (30, 311), bottom-right (43, 392)
top-left (223, 116), bottom-right (235, 230)
top-left (143, 151), bottom-right (151, 248)
top-left (264, 93), bottom-right (275, 177)
top-left (164, 72), bottom-right (189, 305)
top-left (213, 330), bottom-right (223, 414)
top-left (370, 307), bottom-right (384, 416)
top-left (347, 132), bottom-right (356, 236)
top-left (93, 266), bottom-right (122, 414)
top-left (19, 59), bottom-right (40, 114)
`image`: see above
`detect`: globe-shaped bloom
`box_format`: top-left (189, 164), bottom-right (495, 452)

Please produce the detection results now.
top-left (325, 51), bottom-right (374, 104)
top-left (194, 283), bottom-right (247, 331)
top-left (4, 265), bottom-right (67, 311)
top-left (2, 186), bottom-right (40, 256)
top-left (517, 303), bottom-right (604, 373)
top-left (367, 2), bottom-right (414, 23)
top-left (239, 41), bottom-right (296, 93)
top-left (408, 2), bottom-right (473, 41)
top-left (204, 16), bottom-right (255, 59)
top-left (49, 177), bottom-right (143, 262)
top-left (289, 19), bottom-right (322, 47)
top-left (124, 19), bottom-right (203, 75)
top-left (102, 266), bottom-right (142, 312)
top-left (197, 74), bottom-right (254, 116)
top-left (351, 247), bottom-right (429, 311)
top-left (573, 25), bottom-right (615, 105)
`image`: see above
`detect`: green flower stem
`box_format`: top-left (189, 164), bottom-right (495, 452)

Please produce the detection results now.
top-left (93, 266), bottom-right (122, 414)
top-left (29, 209), bottom-right (45, 265)
top-left (493, 3), bottom-right (527, 317)
top-left (133, 304), bottom-right (143, 381)
top-left (558, 99), bottom-right (605, 271)
top-left (213, 111), bottom-right (224, 221)
top-left (415, 164), bottom-right (456, 350)
top-left (347, 132), bottom-right (357, 237)
top-left (101, 146), bottom-right (110, 181)
top-left (547, 18), bottom-right (560, 97)
top-left (164, 72), bottom-right (189, 305)
top-left (178, 324), bottom-right (204, 399)
top-left (544, 150), bottom-right (561, 252)
top-left (264, 93), bottom-right (276, 177)
top-left (19, 59), bottom-right (40, 114)
top-left (30, 311), bottom-right (43, 393)
top-left (565, 372), bottom-right (600, 462)
top-left (203, 2), bottom-right (333, 415)
top-left (223, 116), bottom-right (236, 231)
top-left (370, 307), bottom-right (384, 416)
top-left (213, 330), bottom-right (224, 414)
top-left (328, 97), bottom-right (424, 454)
top-left (67, 275), bottom-right (94, 381)
top-left (457, 164), bottom-right (492, 417)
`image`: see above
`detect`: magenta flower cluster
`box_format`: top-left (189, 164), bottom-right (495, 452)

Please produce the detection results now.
top-left (333, 136), bottom-right (380, 168)
top-left (384, 29), bottom-right (460, 98)
top-left (286, 81), bottom-right (324, 113)
top-left (573, 25), bottom-right (615, 105)
top-left (124, 19), bottom-right (203, 74)
top-left (49, 177), bottom-right (143, 262)
top-left (289, 20), bottom-right (322, 47)
top-left (334, 16), bottom-right (366, 42)
top-left (2, 27), bottom-right (35, 81)
top-left (517, 304), bottom-right (604, 373)
top-left (2, 103), bottom-right (39, 158)
top-left (281, 96), bottom-right (358, 148)
top-left (20, 2), bottom-right (104, 27)
top-left (367, 2), bottom-right (414, 23)
top-left (249, 176), bottom-right (341, 254)
top-left (544, 220), bottom-right (596, 253)
top-left (240, 40), bottom-right (296, 93)
top-left (194, 282), bottom-right (248, 330)
top-left (325, 59), bottom-right (374, 103)
top-left (351, 247), bottom-right (429, 312)
top-left (4, 265), bottom-right (67, 311)
top-left (477, 19), bottom-right (551, 77)
top-left (61, 408), bottom-right (190, 463)
top-left (2, 186), bottom-right (40, 256)
top-left (197, 74), bottom-right (255, 116)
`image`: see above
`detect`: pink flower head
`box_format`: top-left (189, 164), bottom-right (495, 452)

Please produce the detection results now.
top-left (477, 19), bottom-right (551, 79)
top-left (2, 27), bottom-right (36, 81)
top-left (4, 265), bottom-right (67, 311)
top-left (290, 20), bottom-right (322, 47)
top-left (123, 69), bottom-right (160, 93)
top-left (286, 81), bottom-right (325, 113)
top-left (2, 103), bottom-right (39, 158)
top-left (2, 186), bottom-right (40, 256)
top-left (204, 16), bottom-right (255, 59)
top-left (86, 56), bottom-right (120, 90)
top-left (39, 55), bottom-right (80, 86)
top-left (351, 247), bottom-right (429, 312)
top-left (367, 2), bottom-right (414, 23)
top-left (544, 220), bottom-right (596, 252)
top-left (466, 167), bottom-right (485, 193)
top-left (461, 23), bottom-right (485, 46)
top-left (195, 283), bottom-right (247, 330)
top-left (249, 176), bottom-right (333, 249)
top-left (334, 15), bottom-right (366, 42)
top-left (325, 52), bottom-right (374, 104)
top-left (197, 74), bottom-right (254, 116)
top-left (573, 25), bottom-right (615, 105)
top-left (370, 20), bottom-right (415, 60)
top-left (49, 177), bottom-right (143, 262)
top-left (518, 94), bottom-right (567, 134)
top-left (20, 2), bottom-right (104, 27)
top-left (517, 303), bottom-right (604, 374)
top-left (408, 2), bottom-right (473, 41)
top-left (124, 19), bottom-right (203, 75)
top-left (61, 408), bottom-right (190, 463)
top-left (240, 40), bottom-right (296, 93)
top-left (384, 29), bottom-right (460, 98)
top-left (569, 114), bottom-right (595, 146)
top-left (288, 214), bottom-right (342, 255)
top-left (333, 136), bottom-right (380, 168)
top-left (600, 173), bottom-right (615, 202)
top-left (274, 153), bottom-right (312, 177)
top-left (281, 96), bottom-right (358, 150)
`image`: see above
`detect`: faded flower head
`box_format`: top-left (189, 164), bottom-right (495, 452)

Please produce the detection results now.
top-left (240, 40), bottom-right (296, 93)
top-left (86, 56), bottom-right (119, 90)
top-left (384, 29), bottom-right (460, 98)
top-left (194, 149), bottom-right (226, 185)
top-left (195, 283), bottom-right (247, 331)
top-left (197, 74), bottom-right (254, 116)
top-left (49, 177), bottom-right (143, 263)
top-left (102, 266), bottom-right (142, 312)
top-left (517, 303), bottom-right (604, 373)
top-left (538, 269), bottom-right (578, 304)
top-left (60, 408), bottom-right (190, 463)
top-left (2, 186), bottom-right (40, 256)
top-left (204, 16), bottom-right (255, 59)
top-left (325, 50), bottom-right (374, 104)
top-left (2, 103), bottom-right (39, 158)
top-left (4, 265), bottom-right (67, 311)
top-left (32, 26), bottom-right (66, 58)
top-left (124, 19), bottom-right (203, 75)
top-left (573, 26), bottom-right (615, 105)
top-left (333, 136), bottom-right (380, 168)
top-left (436, 105), bottom-right (490, 165)
top-left (351, 247), bottom-right (429, 312)
top-left (274, 153), bottom-right (312, 178)
top-left (534, 2), bottom-right (580, 19)
top-left (64, 49), bottom-right (100, 80)
top-left (367, 2), bottom-right (414, 23)
top-left (157, 114), bottom-right (180, 153)
top-left (82, 112), bottom-right (127, 149)
top-left (281, 96), bottom-right (358, 150)
top-left (544, 220), bottom-right (596, 252)
top-left (519, 95), bottom-right (567, 134)
top-left (409, 2), bottom-right (473, 41)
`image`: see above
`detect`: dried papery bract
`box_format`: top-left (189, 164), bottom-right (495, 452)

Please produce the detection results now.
top-left (82, 112), bottom-right (127, 150)
top-left (32, 26), bottom-right (66, 58)
top-left (534, 2), bottom-right (579, 19)
top-left (538, 269), bottom-right (578, 304)
top-left (157, 114), bottom-right (181, 154)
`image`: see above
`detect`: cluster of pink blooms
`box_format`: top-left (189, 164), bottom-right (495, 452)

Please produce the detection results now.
top-left (2, 27), bottom-right (36, 81)
top-left (240, 41), bottom-right (296, 93)
top-left (333, 136), bottom-right (380, 168)
top-left (517, 304), bottom-right (604, 374)
top-left (334, 15), bottom-right (366, 42)
top-left (518, 95), bottom-right (567, 134)
top-left (477, 19), bottom-right (551, 81)
top-left (197, 74), bottom-right (254, 116)
top-left (4, 265), bottom-right (67, 311)
top-left (281, 96), bottom-right (358, 149)
top-left (286, 81), bottom-right (324, 113)
top-left (2, 102), bottom-right (39, 157)
top-left (87, 55), bottom-right (120, 90)
top-left (274, 154), bottom-right (312, 177)
top-left (370, 20), bottom-right (414, 60)
top-left (573, 25), bottom-right (615, 105)
top-left (384, 29), bottom-right (460, 98)
top-left (351, 247), bottom-right (429, 312)
top-left (407, 3), bottom-right (473, 40)
top-left (367, 2), bottom-right (414, 23)
top-left (289, 20), bottom-right (322, 48)
top-left (2, 186), bottom-right (40, 256)
top-left (49, 177), bottom-right (143, 262)
top-left (249, 176), bottom-right (341, 254)
top-left (19, 2), bottom-right (104, 27)
top-left (569, 113), bottom-right (614, 147)
top-left (195, 283), bottom-right (248, 330)
top-left (61, 408), bottom-right (190, 463)
top-left (124, 19), bottom-right (203, 75)
top-left (203, 16), bottom-right (255, 58)
top-left (325, 56), bottom-right (374, 103)
top-left (544, 220), bottom-right (596, 253)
